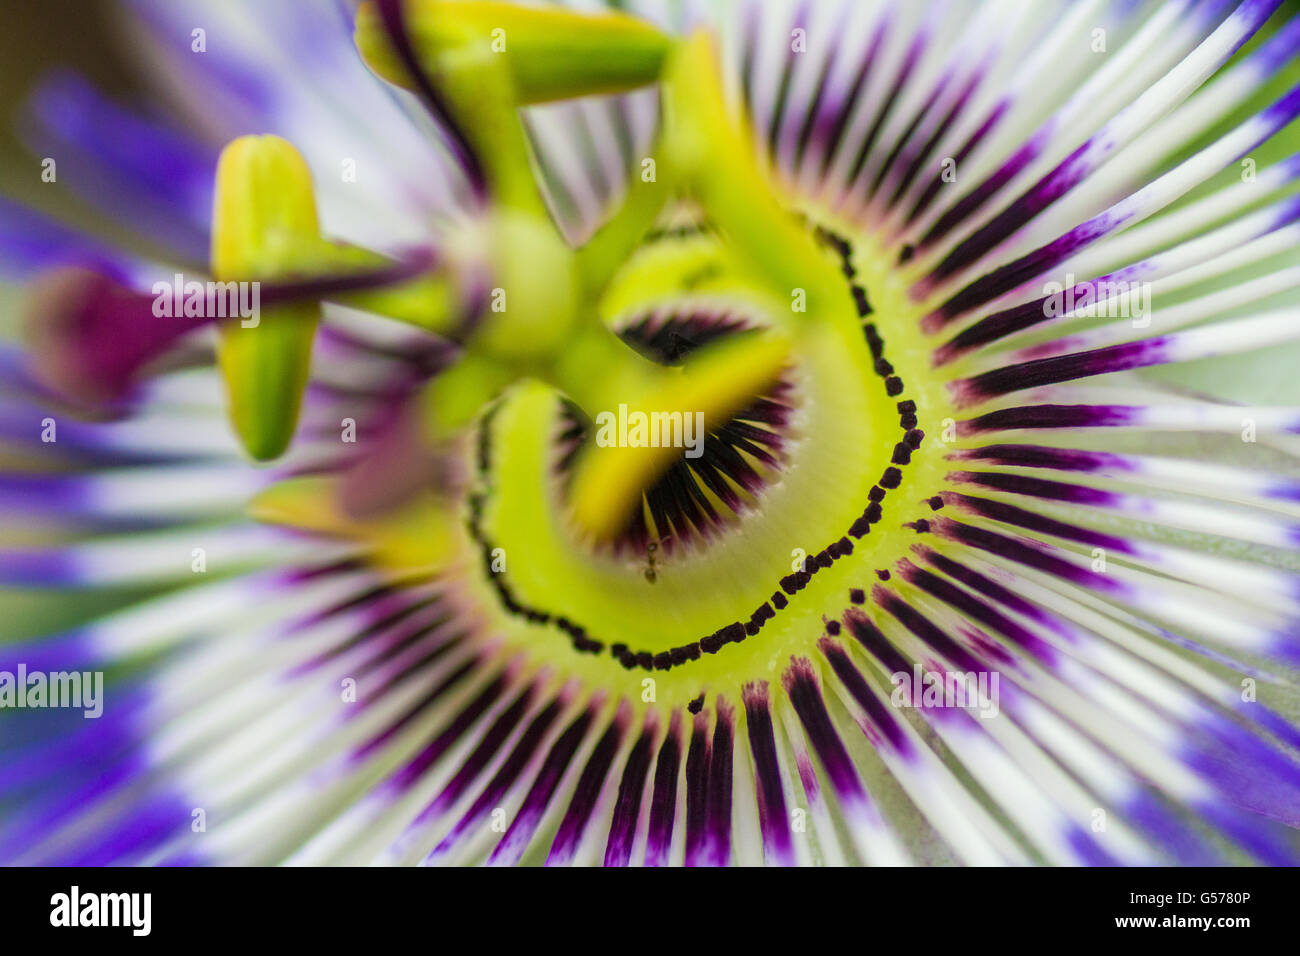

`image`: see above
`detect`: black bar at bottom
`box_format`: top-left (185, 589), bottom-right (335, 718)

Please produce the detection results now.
top-left (0, 865), bottom-right (1287, 942)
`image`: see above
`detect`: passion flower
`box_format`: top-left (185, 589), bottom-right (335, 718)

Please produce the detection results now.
top-left (2, 0), bottom-right (1300, 867)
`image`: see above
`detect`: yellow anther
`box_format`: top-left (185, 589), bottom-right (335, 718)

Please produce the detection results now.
top-left (211, 135), bottom-right (323, 461)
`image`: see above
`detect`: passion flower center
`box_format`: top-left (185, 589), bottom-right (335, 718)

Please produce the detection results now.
top-left (455, 223), bottom-right (944, 705)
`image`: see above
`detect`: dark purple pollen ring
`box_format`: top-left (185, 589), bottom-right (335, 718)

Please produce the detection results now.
top-left (872, 585), bottom-right (981, 673)
top-left (419, 685), bottom-right (534, 822)
top-left (336, 600), bottom-right (452, 678)
top-left (546, 710), bottom-right (626, 865)
top-left (957, 404), bottom-right (1143, 436)
top-left (682, 711), bottom-right (713, 867)
top-left (949, 443), bottom-right (1129, 473)
top-left (842, 607), bottom-right (913, 677)
top-left (905, 99), bottom-right (1011, 229)
top-left (814, 15), bottom-right (886, 181)
top-left (915, 546), bottom-right (1074, 642)
top-left (350, 655), bottom-right (473, 761)
top-left (703, 699), bottom-right (736, 867)
top-left (913, 130), bottom-right (1044, 260)
top-left (374, 0), bottom-right (489, 204)
top-left (382, 669), bottom-right (510, 794)
top-left (950, 340), bottom-right (1166, 407)
top-left (924, 213), bottom-right (1123, 326)
top-left (896, 559), bottom-right (1057, 665)
top-left (602, 719), bottom-right (656, 866)
top-left (488, 704), bottom-right (595, 865)
top-left (783, 658), bottom-right (870, 807)
top-left (927, 516), bottom-right (1124, 593)
top-left (742, 682), bottom-right (794, 865)
top-left (888, 66), bottom-right (986, 211)
top-left (922, 47), bottom-right (1300, 323)
top-left (948, 470), bottom-right (1121, 507)
top-left (643, 715), bottom-right (682, 867)
top-left (868, 69), bottom-right (951, 202)
top-left (924, 142), bottom-right (1118, 292)
top-left (428, 696), bottom-right (563, 860)
top-left (818, 638), bottom-right (912, 754)
top-left (931, 265), bottom-right (1148, 361)
top-left (845, 29), bottom-right (926, 189)
top-left (944, 491), bottom-right (1135, 554)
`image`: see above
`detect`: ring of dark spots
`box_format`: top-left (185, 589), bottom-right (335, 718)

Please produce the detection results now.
top-left (865, 324), bottom-right (884, 357)
top-left (465, 222), bottom-right (926, 677)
